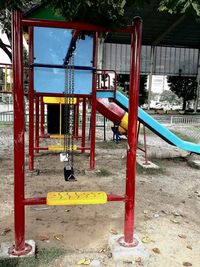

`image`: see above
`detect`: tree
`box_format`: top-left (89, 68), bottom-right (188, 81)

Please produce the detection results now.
top-left (1, 0), bottom-right (199, 61)
top-left (159, 0), bottom-right (200, 17)
top-left (160, 90), bottom-right (181, 105)
top-left (167, 75), bottom-right (197, 110)
top-left (0, 1), bottom-right (40, 60)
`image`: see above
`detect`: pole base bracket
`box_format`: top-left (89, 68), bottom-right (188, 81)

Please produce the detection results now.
top-left (8, 243), bottom-right (32, 256)
top-left (118, 236), bottom-right (139, 247)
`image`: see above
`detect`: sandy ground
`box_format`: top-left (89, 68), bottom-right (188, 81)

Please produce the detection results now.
top-left (0, 125), bottom-right (200, 267)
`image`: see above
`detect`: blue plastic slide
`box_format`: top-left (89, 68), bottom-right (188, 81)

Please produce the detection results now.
top-left (96, 90), bottom-right (200, 154)
top-left (115, 91), bottom-right (200, 154)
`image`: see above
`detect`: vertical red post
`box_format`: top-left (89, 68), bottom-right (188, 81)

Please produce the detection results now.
top-left (90, 32), bottom-right (98, 169)
top-left (28, 26), bottom-right (34, 171)
top-left (9, 10), bottom-right (32, 255)
top-left (40, 96), bottom-right (45, 135)
top-left (123, 18), bottom-right (142, 245)
top-left (35, 95), bottom-right (39, 153)
top-left (75, 98), bottom-right (79, 141)
top-left (81, 97), bottom-right (86, 153)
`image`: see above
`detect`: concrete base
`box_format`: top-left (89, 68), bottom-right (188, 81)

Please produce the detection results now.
top-left (108, 234), bottom-right (149, 265)
top-left (137, 156), bottom-right (159, 169)
top-left (0, 240), bottom-right (35, 258)
top-left (188, 160), bottom-right (200, 169)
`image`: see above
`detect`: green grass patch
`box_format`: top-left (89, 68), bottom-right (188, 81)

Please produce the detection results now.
top-left (0, 247), bottom-right (65, 267)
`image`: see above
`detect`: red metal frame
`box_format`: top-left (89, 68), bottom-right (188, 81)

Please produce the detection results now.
top-left (90, 33), bottom-right (98, 170)
top-left (75, 98), bottom-right (79, 141)
top-left (28, 27), bottom-right (34, 171)
top-left (40, 96), bottom-right (45, 135)
top-left (35, 95), bottom-right (40, 153)
top-left (11, 10), bottom-right (142, 254)
top-left (10, 9), bottom-right (32, 256)
top-left (122, 18), bottom-right (142, 246)
top-left (81, 98), bottom-right (86, 153)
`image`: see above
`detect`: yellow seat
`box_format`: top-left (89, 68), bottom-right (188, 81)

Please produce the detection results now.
top-left (48, 145), bottom-right (77, 151)
top-left (47, 191), bottom-right (107, 205)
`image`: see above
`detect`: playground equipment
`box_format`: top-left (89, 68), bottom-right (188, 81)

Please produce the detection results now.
top-left (96, 90), bottom-right (200, 154)
top-left (10, 7), bottom-right (142, 256)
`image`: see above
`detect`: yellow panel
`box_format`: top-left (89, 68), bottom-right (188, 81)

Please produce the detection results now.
top-left (49, 134), bottom-right (64, 139)
top-left (47, 191), bottom-right (107, 205)
top-left (118, 125), bottom-right (127, 135)
top-left (120, 112), bottom-right (128, 131)
top-left (43, 97), bottom-right (77, 104)
top-left (48, 145), bottom-right (77, 151)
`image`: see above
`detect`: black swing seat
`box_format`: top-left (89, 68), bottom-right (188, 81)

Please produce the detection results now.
top-left (64, 166), bottom-right (76, 181)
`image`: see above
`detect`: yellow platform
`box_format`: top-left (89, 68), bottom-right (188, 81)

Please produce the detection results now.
top-left (43, 97), bottom-right (77, 104)
top-left (48, 145), bottom-right (77, 151)
top-left (47, 191), bottom-right (107, 205)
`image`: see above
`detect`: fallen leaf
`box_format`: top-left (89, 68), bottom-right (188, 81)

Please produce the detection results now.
top-left (84, 260), bottom-right (91, 265)
top-left (143, 210), bottom-right (148, 214)
top-left (1, 228), bottom-right (11, 236)
top-left (170, 219), bottom-right (180, 224)
top-left (178, 234), bottom-right (187, 239)
top-left (183, 262), bottom-right (192, 266)
top-left (135, 257), bottom-right (142, 263)
top-left (173, 211), bottom-right (183, 217)
top-left (77, 258), bottom-right (91, 265)
top-left (77, 258), bottom-right (86, 265)
top-left (152, 247), bottom-right (161, 254)
top-left (109, 229), bottom-right (118, 235)
top-left (161, 210), bottom-right (168, 215)
top-left (38, 235), bottom-right (49, 241)
top-left (54, 234), bottom-right (63, 241)
top-left (65, 209), bottom-right (70, 212)
top-left (186, 245), bottom-right (192, 250)
top-left (142, 235), bottom-right (151, 243)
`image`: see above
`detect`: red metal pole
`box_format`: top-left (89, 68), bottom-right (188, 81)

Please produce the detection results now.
top-left (75, 98), bottom-right (79, 141)
top-left (90, 32), bottom-right (98, 169)
top-left (9, 9), bottom-right (32, 256)
top-left (81, 98), bottom-right (86, 153)
top-left (122, 17), bottom-right (142, 246)
top-left (40, 96), bottom-right (45, 135)
top-left (35, 95), bottom-right (39, 153)
top-left (28, 26), bottom-right (34, 171)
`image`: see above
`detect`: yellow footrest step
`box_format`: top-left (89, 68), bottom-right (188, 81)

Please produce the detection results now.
top-left (47, 191), bottom-right (107, 205)
top-left (48, 145), bottom-right (77, 151)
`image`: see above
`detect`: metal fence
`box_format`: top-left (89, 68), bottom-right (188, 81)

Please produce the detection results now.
top-left (170, 116), bottom-right (200, 125)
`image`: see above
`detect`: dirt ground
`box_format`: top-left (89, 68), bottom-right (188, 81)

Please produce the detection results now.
top-left (0, 125), bottom-right (200, 267)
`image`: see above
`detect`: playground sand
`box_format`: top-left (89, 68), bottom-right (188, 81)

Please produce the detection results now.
top-left (0, 125), bottom-right (200, 266)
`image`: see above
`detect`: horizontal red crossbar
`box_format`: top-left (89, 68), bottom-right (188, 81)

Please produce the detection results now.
top-left (22, 19), bottom-right (133, 33)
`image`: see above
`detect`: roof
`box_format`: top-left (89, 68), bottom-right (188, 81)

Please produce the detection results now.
top-left (106, 1), bottom-right (200, 48)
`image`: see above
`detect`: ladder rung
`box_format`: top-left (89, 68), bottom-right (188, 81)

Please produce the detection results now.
top-left (49, 134), bottom-right (64, 139)
top-left (47, 191), bottom-right (107, 205)
top-left (48, 145), bottom-right (77, 151)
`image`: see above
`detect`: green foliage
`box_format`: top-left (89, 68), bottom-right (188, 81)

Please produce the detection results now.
top-left (160, 90), bottom-right (181, 105)
top-left (159, 0), bottom-right (200, 17)
top-left (0, 247), bottom-right (65, 267)
top-left (167, 75), bottom-right (197, 110)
